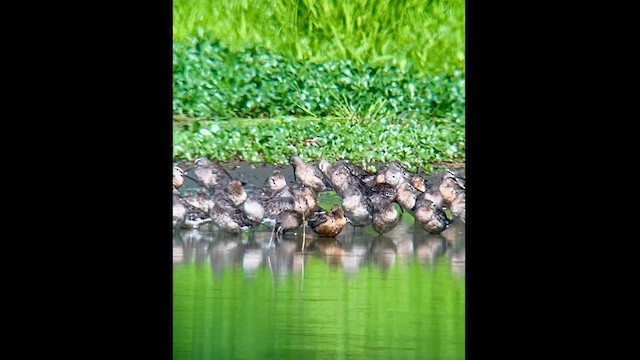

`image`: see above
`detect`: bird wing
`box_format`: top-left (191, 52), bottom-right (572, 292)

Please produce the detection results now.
top-left (307, 213), bottom-right (329, 229)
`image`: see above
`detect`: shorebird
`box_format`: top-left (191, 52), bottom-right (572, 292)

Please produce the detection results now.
top-left (439, 169), bottom-right (465, 207)
top-left (289, 155), bottom-right (331, 192)
top-left (173, 164), bottom-right (185, 189)
top-left (375, 162), bottom-right (412, 189)
top-left (368, 183), bottom-right (402, 235)
top-left (188, 157), bottom-right (233, 192)
top-left (449, 188), bottom-right (465, 223)
top-left (173, 189), bottom-right (212, 230)
top-left (308, 204), bottom-right (348, 238)
top-left (213, 179), bottom-right (248, 208)
top-left (267, 210), bottom-right (304, 248)
top-left (209, 196), bottom-right (260, 236)
top-left (414, 194), bottom-right (451, 234)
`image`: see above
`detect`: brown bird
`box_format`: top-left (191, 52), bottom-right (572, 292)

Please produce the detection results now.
top-left (268, 210), bottom-right (304, 248)
top-left (396, 182), bottom-right (423, 216)
top-left (449, 188), bottom-right (465, 223)
top-left (438, 169), bottom-right (465, 207)
top-left (173, 190), bottom-right (187, 231)
top-left (173, 189), bottom-right (212, 230)
top-left (291, 185), bottom-right (320, 219)
top-left (411, 175), bottom-right (426, 192)
top-left (261, 196), bottom-right (296, 226)
top-left (189, 157), bottom-right (233, 192)
top-left (341, 181), bottom-right (374, 229)
top-left (209, 196), bottom-right (260, 236)
top-left (369, 183), bottom-right (402, 235)
top-left (412, 174), bottom-right (445, 208)
top-left (319, 159), bottom-right (356, 197)
top-left (213, 179), bottom-right (248, 208)
top-left (290, 155), bottom-right (331, 192)
top-left (182, 188), bottom-right (214, 213)
top-left (308, 204), bottom-right (348, 238)
top-left (320, 159), bottom-right (378, 195)
top-left (249, 169), bottom-right (292, 203)
top-left (375, 162), bottom-right (412, 189)
top-left (173, 164), bottom-right (185, 189)
top-left (414, 194), bottom-right (451, 234)
top-left (261, 185), bottom-right (315, 227)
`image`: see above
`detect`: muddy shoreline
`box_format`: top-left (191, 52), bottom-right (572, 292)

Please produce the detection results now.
top-left (175, 160), bottom-right (465, 191)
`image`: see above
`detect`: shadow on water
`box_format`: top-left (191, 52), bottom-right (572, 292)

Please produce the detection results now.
top-left (173, 163), bottom-right (465, 360)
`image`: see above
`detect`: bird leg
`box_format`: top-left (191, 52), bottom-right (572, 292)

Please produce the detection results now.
top-left (267, 224), bottom-right (276, 250)
top-left (301, 212), bottom-right (306, 253)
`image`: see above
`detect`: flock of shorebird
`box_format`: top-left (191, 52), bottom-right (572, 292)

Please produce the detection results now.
top-left (173, 156), bottom-right (465, 248)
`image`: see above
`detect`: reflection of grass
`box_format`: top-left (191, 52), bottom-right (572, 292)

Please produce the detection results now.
top-left (173, 0), bottom-right (464, 74)
top-left (173, 256), bottom-right (465, 360)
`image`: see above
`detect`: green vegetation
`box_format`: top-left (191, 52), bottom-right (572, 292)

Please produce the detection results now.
top-left (175, 115), bottom-right (462, 172)
top-left (173, 0), bottom-right (464, 74)
top-left (173, 0), bottom-right (465, 169)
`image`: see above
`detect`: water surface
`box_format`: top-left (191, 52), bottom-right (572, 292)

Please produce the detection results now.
top-left (174, 165), bottom-right (465, 359)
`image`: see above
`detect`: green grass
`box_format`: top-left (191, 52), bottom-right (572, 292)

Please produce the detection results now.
top-left (173, 0), bottom-right (465, 168)
top-left (173, 0), bottom-right (464, 75)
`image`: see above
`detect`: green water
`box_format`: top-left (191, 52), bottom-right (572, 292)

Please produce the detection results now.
top-left (174, 186), bottom-right (465, 359)
top-left (173, 245), bottom-right (465, 359)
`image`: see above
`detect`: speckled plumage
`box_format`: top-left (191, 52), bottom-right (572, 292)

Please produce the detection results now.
top-left (291, 185), bottom-right (319, 219)
top-left (396, 182), bottom-right (422, 216)
top-left (439, 169), bottom-right (465, 207)
top-left (341, 182), bottom-right (373, 228)
top-left (320, 160), bottom-right (355, 197)
top-left (209, 197), bottom-right (260, 235)
top-left (249, 169), bottom-right (292, 203)
top-left (213, 180), bottom-right (247, 208)
top-left (268, 210), bottom-right (304, 247)
top-left (374, 162), bottom-right (412, 189)
top-left (368, 183), bottom-right (402, 235)
top-left (189, 157), bottom-right (233, 192)
top-left (173, 189), bottom-right (212, 230)
top-left (449, 189), bottom-right (465, 223)
top-left (182, 188), bottom-right (214, 213)
top-left (290, 155), bottom-right (331, 192)
top-left (414, 194), bottom-right (451, 234)
top-left (411, 175), bottom-right (426, 192)
top-left (261, 196), bottom-right (295, 225)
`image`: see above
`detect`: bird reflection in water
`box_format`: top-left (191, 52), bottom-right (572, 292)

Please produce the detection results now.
top-left (341, 243), bottom-right (368, 277)
top-left (413, 233), bottom-right (447, 268)
top-left (370, 235), bottom-right (397, 271)
top-left (441, 220), bottom-right (465, 279)
top-left (394, 236), bottom-right (415, 266)
top-left (173, 229), bottom-right (215, 267)
top-left (209, 239), bottom-right (244, 279)
top-left (312, 237), bottom-right (344, 269)
top-left (242, 247), bottom-right (263, 278)
top-left (266, 238), bottom-right (299, 280)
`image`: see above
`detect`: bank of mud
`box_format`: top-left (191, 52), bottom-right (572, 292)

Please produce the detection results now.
top-left (175, 160), bottom-right (464, 191)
